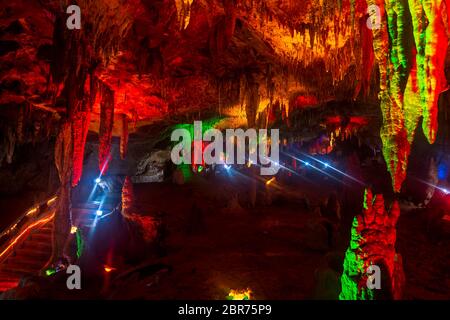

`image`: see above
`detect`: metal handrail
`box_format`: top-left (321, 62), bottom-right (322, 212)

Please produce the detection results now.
top-left (0, 195), bottom-right (58, 249)
top-left (0, 188), bottom-right (123, 264)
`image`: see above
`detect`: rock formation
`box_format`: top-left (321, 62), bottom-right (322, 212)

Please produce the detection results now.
top-left (340, 189), bottom-right (405, 300)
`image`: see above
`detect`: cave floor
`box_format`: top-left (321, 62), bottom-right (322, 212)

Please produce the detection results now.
top-left (1, 158), bottom-right (449, 299)
top-left (104, 166), bottom-right (450, 300)
top-left (113, 173), bottom-right (338, 300)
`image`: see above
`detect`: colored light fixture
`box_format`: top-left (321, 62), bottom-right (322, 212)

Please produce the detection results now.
top-left (70, 226), bottom-right (78, 234)
top-left (104, 265), bottom-right (116, 273)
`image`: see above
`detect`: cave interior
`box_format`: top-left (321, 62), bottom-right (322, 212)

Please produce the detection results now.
top-left (0, 0), bottom-right (449, 300)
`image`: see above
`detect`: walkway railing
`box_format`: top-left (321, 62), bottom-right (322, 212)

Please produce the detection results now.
top-left (0, 195), bottom-right (58, 262)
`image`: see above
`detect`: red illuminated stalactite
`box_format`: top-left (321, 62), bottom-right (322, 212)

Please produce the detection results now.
top-left (53, 122), bottom-right (73, 262)
top-left (121, 176), bottom-right (134, 217)
top-left (445, 0), bottom-right (450, 30)
top-left (360, 11), bottom-right (375, 96)
top-left (244, 75), bottom-right (259, 128)
top-left (71, 74), bottom-right (96, 186)
top-left (120, 114), bottom-right (129, 160)
top-left (72, 110), bottom-right (91, 187)
top-left (369, 0), bottom-right (389, 90)
top-left (224, 0), bottom-right (237, 48)
top-left (99, 82), bottom-right (115, 173)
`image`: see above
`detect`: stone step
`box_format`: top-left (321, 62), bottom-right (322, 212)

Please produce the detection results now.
top-left (39, 226), bottom-right (53, 233)
top-left (0, 264), bottom-right (38, 276)
top-left (73, 201), bottom-right (118, 211)
top-left (13, 248), bottom-right (50, 260)
top-left (0, 273), bottom-right (21, 291)
top-left (29, 233), bottom-right (52, 242)
top-left (19, 240), bottom-right (52, 251)
top-left (3, 257), bottom-right (45, 270)
top-left (0, 281), bottom-right (20, 292)
top-left (0, 218), bottom-right (54, 293)
top-left (0, 270), bottom-right (25, 279)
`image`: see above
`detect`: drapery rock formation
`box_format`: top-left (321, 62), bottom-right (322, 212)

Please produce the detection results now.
top-left (340, 189), bottom-right (405, 300)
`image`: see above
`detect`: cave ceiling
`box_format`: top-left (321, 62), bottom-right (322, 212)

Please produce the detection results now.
top-left (0, 0), bottom-right (375, 127)
top-left (1, 0), bottom-right (450, 192)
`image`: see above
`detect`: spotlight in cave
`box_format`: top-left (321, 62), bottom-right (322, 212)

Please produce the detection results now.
top-left (226, 289), bottom-right (252, 301)
top-left (0, 0), bottom-right (449, 304)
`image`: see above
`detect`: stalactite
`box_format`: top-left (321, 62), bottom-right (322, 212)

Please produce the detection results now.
top-left (98, 82), bottom-right (115, 173)
top-left (381, 0), bottom-right (414, 192)
top-left (175, 0), bottom-right (194, 30)
top-left (120, 114), bottom-right (129, 160)
top-left (359, 10), bottom-right (375, 96)
top-left (340, 189), bottom-right (404, 300)
top-left (367, 0), bottom-right (448, 192)
top-left (421, 0), bottom-right (447, 143)
top-left (40, 0), bottom-right (137, 266)
top-left (244, 75), bottom-right (260, 128)
top-left (72, 109), bottom-right (91, 187)
top-left (4, 127), bottom-right (15, 164)
top-left (53, 122), bottom-right (73, 263)
top-left (69, 73), bottom-right (98, 185)
top-left (224, 0), bottom-right (237, 47)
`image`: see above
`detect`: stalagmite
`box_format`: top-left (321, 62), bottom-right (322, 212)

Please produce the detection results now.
top-left (340, 189), bottom-right (404, 300)
top-left (121, 176), bottom-right (159, 243)
top-left (121, 176), bottom-right (134, 216)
